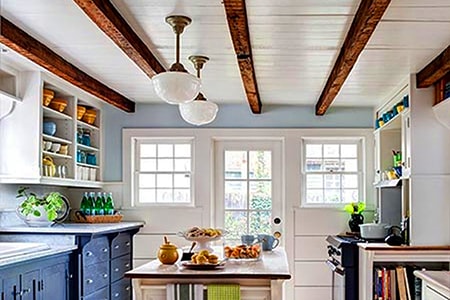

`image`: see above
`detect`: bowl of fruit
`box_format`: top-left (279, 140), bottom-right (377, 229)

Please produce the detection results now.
top-left (224, 243), bottom-right (262, 262)
top-left (178, 227), bottom-right (225, 252)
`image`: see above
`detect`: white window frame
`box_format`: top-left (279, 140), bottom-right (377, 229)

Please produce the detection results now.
top-left (301, 136), bottom-right (366, 208)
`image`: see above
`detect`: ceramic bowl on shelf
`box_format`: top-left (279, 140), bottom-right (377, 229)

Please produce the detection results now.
top-left (49, 98), bottom-right (68, 112)
top-left (82, 109), bottom-right (97, 125)
top-left (42, 88), bottom-right (55, 106)
top-left (77, 105), bottom-right (86, 120)
top-left (43, 121), bottom-right (56, 136)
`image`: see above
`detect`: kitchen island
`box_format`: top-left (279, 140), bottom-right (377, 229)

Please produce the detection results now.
top-left (125, 248), bottom-right (291, 300)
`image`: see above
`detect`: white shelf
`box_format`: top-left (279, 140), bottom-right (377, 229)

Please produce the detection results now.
top-left (77, 143), bottom-right (99, 152)
top-left (43, 106), bottom-right (73, 120)
top-left (0, 90), bottom-right (21, 103)
top-left (373, 179), bottom-right (401, 188)
top-left (374, 109), bottom-right (409, 133)
top-left (76, 162), bottom-right (99, 169)
top-left (433, 97), bottom-right (450, 129)
top-left (0, 175), bottom-right (102, 188)
top-left (42, 134), bottom-right (72, 145)
top-left (42, 150), bottom-right (72, 159)
top-left (77, 120), bottom-right (99, 131)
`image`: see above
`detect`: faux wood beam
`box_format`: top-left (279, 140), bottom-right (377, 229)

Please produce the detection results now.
top-left (315, 0), bottom-right (391, 116)
top-left (223, 0), bottom-right (262, 114)
top-left (417, 45), bottom-right (450, 88)
top-left (73, 0), bottom-right (165, 78)
top-left (0, 16), bottom-right (135, 112)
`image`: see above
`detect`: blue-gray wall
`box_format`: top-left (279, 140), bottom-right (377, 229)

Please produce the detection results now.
top-left (103, 103), bottom-right (374, 181)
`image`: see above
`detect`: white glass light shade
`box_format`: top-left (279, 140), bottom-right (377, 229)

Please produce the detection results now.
top-left (152, 71), bottom-right (201, 104)
top-left (179, 100), bottom-right (219, 126)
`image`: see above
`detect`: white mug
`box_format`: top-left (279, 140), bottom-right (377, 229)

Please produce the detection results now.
top-left (51, 143), bottom-right (61, 153)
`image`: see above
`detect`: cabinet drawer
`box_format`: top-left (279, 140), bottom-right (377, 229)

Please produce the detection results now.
top-left (112, 233), bottom-right (131, 258)
top-left (83, 261), bottom-right (109, 296)
top-left (111, 278), bottom-right (132, 300)
top-left (111, 254), bottom-right (132, 282)
top-left (83, 236), bottom-right (110, 265)
top-left (84, 286), bottom-right (109, 300)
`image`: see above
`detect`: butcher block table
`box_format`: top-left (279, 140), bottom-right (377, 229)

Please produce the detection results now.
top-left (125, 248), bottom-right (291, 300)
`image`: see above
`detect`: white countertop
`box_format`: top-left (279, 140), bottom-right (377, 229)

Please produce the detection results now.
top-left (0, 221), bottom-right (144, 235)
top-left (0, 244), bottom-right (77, 267)
top-left (414, 270), bottom-right (450, 298)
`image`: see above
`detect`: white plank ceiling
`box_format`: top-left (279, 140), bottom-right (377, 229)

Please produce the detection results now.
top-left (1, 0), bottom-right (449, 110)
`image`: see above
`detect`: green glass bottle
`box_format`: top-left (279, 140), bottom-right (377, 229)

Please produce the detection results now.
top-left (88, 192), bottom-right (96, 215)
top-left (94, 192), bottom-right (104, 215)
top-left (80, 192), bottom-right (91, 215)
top-left (104, 192), bottom-right (115, 215)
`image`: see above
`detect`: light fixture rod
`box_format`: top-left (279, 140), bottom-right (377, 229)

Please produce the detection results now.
top-left (189, 55), bottom-right (209, 79)
top-left (166, 15), bottom-right (192, 72)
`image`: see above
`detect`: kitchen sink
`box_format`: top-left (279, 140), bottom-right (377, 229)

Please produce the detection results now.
top-left (0, 242), bottom-right (50, 259)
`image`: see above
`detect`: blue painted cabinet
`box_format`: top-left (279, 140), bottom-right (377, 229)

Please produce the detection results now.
top-left (0, 254), bottom-right (69, 300)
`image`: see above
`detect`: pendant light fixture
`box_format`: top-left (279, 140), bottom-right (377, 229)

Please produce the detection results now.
top-left (152, 15), bottom-right (201, 104)
top-left (179, 55), bottom-right (218, 126)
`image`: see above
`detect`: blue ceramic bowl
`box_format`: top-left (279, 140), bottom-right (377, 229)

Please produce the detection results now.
top-left (43, 121), bottom-right (56, 136)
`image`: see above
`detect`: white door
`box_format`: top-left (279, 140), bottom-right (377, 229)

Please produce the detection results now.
top-left (214, 140), bottom-right (283, 245)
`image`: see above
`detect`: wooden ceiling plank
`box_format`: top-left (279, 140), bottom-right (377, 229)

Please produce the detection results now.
top-left (0, 16), bottom-right (135, 112)
top-left (73, 0), bottom-right (165, 78)
top-left (224, 0), bottom-right (262, 114)
top-left (416, 45), bottom-right (450, 88)
top-left (315, 0), bottom-right (391, 116)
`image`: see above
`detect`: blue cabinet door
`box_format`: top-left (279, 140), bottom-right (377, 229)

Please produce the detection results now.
top-left (2, 273), bottom-right (19, 300)
top-left (41, 262), bottom-right (68, 300)
top-left (21, 269), bottom-right (40, 300)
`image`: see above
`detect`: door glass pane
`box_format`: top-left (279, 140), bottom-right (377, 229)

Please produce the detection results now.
top-left (324, 174), bottom-right (340, 188)
top-left (225, 181), bottom-right (247, 209)
top-left (174, 144), bottom-right (190, 157)
top-left (249, 211), bottom-right (271, 234)
top-left (174, 174), bottom-right (190, 188)
top-left (225, 211), bottom-right (247, 240)
top-left (341, 144), bottom-right (357, 158)
top-left (305, 159), bottom-right (323, 171)
top-left (306, 189), bottom-right (323, 203)
top-left (306, 144), bottom-right (322, 158)
top-left (341, 159), bottom-right (357, 172)
top-left (157, 189), bottom-right (173, 202)
top-left (324, 159), bottom-right (341, 171)
top-left (174, 189), bottom-right (190, 203)
top-left (307, 174), bottom-right (323, 188)
top-left (158, 158), bottom-right (173, 171)
top-left (249, 151), bottom-right (271, 179)
top-left (225, 151), bottom-right (247, 179)
top-left (324, 144), bottom-right (339, 158)
top-left (174, 159), bottom-right (190, 171)
top-left (140, 159), bottom-right (156, 172)
top-left (324, 189), bottom-right (340, 203)
top-left (342, 175), bottom-right (358, 188)
top-left (139, 189), bottom-right (156, 203)
top-left (250, 181), bottom-right (272, 210)
top-left (158, 144), bottom-right (173, 157)
top-left (139, 174), bottom-right (155, 188)
top-left (342, 189), bottom-right (358, 203)
top-left (156, 174), bottom-right (172, 188)
top-left (140, 144), bottom-right (156, 157)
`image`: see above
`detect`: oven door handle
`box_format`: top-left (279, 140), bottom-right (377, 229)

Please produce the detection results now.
top-left (326, 259), bottom-right (345, 276)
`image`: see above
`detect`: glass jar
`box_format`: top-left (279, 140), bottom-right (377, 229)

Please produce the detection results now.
top-left (77, 150), bottom-right (86, 164)
top-left (77, 127), bottom-right (83, 144)
top-left (82, 129), bottom-right (91, 146)
top-left (86, 153), bottom-right (96, 165)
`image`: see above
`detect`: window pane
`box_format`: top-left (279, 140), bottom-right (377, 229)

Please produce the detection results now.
top-left (174, 159), bottom-right (191, 172)
top-left (156, 174), bottom-right (172, 188)
top-left (225, 181), bottom-right (247, 209)
top-left (249, 151), bottom-right (271, 179)
top-left (174, 144), bottom-right (191, 157)
top-left (324, 144), bottom-right (339, 158)
top-left (341, 159), bottom-right (357, 172)
top-left (306, 144), bottom-right (322, 158)
top-left (325, 174), bottom-right (341, 188)
top-left (140, 159), bottom-right (156, 172)
top-left (306, 174), bottom-right (323, 188)
top-left (139, 174), bottom-right (155, 188)
top-left (324, 189), bottom-right (340, 203)
top-left (249, 211), bottom-right (271, 234)
top-left (157, 189), bottom-right (173, 202)
top-left (174, 189), bottom-right (190, 203)
top-left (174, 174), bottom-right (190, 188)
top-left (250, 181), bottom-right (272, 210)
top-left (305, 159), bottom-right (323, 171)
top-left (341, 144), bottom-right (357, 158)
top-left (225, 151), bottom-right (247, 179)
top-left (140, 144), bottom-right (156, 157)
top-left (343, 189), bottom-right (358, 203)
top-left (158, 144), bottom-right (173, 157)
top-left (139, 189), bottom-right (156, 203)
top-left (158, 158), bottom-right (173, 171)
top-left (306, 189), bottom-right (323, 203)
top-left (324, 159), bottom-right (341, 171)
top-left (225, 211), bottom-right (247, 240)
top-left (342, 174), bottom-right (358, 188)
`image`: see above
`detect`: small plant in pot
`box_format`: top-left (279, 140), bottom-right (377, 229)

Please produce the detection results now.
top-left (344, 202), bottom-right (366, 233)
top-left (16, 187), bottom-right (65, 227)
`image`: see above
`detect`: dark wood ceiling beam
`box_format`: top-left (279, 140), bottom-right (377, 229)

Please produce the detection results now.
top-left (0, 16), bottom-right (135, 112)
top-left (315, 0), bottom-right (391, 116)
top-left (417, 45), bottom-right (450, 88)
top-left (73, 0), bottom-right (165, 78)
top-left (224, 0), bottom-right (262, 114)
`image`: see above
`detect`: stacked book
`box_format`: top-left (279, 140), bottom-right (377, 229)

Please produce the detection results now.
top-left (373, 266), bottom-right (422, 300)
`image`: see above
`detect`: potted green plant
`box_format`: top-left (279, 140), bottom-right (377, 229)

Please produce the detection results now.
top-left (16, 187), bottom-right (68, 226)
top-left (344, 202), bottom-right (366, 233)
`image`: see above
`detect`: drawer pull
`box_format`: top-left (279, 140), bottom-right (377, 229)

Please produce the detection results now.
top-left (102, 248), bottom-right (108, 253)
top-left (125, 263), bottom-right (130, 268)
top-left (86, 251), bottom-right (93, 256)
top-left (126, 242), bottom-right (131, 247)
top-left (114, 268), bottom-right (120, 272)
top-left (22, 288), bottom-right (31, 294)
top-left (86, 279), bottom-right (93, 284)
top-left (126, 286), bottom-right (130, 291)
top-left (103, 273), bottom-right (108, 278)
top-left (114, 245), bottom-right (120, 249)
top-left (114, 292), bottom-right (120, 297)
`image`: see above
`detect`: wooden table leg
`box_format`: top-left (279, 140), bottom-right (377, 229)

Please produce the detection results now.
top-left (271, 279), bottom-right (284, 299)
top-left (132, 278), bottom-right (143, 300)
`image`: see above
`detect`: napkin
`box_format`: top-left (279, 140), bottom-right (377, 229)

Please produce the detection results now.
top-left (207, 284), bottom-right (240, 300)
top-left (166, 283), bottom-right (204, 300)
